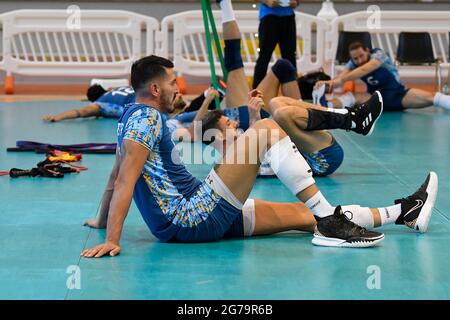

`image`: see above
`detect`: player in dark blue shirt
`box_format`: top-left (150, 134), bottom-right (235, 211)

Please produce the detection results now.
top-left (42, 85), bottom-right (136, 122)
top-left (42, 82), bottom-right (221, 123)
top-left (316, 42), bottom-right (450, 111)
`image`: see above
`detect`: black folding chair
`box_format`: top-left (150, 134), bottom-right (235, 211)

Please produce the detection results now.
top-left (335, 31), bottom-right (373, 64)
top-left (396, 32), bottom-right (441, 90)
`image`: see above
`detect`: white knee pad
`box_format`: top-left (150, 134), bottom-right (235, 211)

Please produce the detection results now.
top-left (264, 136), bottom-right (315, 195)
top-left (341, 205), bottom-right (374, 229)
top-left (242, 199), bottom-right (256, 236)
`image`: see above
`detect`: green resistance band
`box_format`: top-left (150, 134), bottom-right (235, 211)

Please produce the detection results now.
top-left (200, 0), bottom-right (228, 109)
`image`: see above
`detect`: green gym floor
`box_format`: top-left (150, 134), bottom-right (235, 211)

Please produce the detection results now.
top-left (1, 100), bottom-right (449, 300)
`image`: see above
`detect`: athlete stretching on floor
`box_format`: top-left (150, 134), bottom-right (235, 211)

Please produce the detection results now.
top-left (41, 84), bottom-right (221, 122)
top-left (315, 42), bottom-right (450, 111)
top-left (42, 86), bottom-right (136, 122)
top-left (81, 1), bottom-right (438, 256)
top-left (200, 58), bottom-right (349, 177)
top-left (194, 6), bottom-right (376, 177)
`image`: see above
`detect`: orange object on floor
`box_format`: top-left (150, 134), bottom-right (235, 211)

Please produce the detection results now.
top-left (4, 73), bottom-right (14, 95)
top-left (47, 150), bottom-right (82, 163)
top-left (343, 80), bottom-right (355, 93)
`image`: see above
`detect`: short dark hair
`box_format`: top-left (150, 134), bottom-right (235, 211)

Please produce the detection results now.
top-left (348, 41), bottom-right (368, 52)
top-left (86, 84), bottom-right (107, 102)
top-left (131, 55), bottom-right (174, 96)
top-left (201, 110), bottom-right (225, 145)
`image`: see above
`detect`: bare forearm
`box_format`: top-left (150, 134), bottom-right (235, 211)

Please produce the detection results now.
top-left (192, 96), bottom-right (214, 124)
top-left (96, 152), bottom-right (120, 225)
top-left (96, 187), bottom-right (113, 225)
top-left (336, 62), bottom-right (380, 83)
top-left (334, 69), bottom-right (352, 84)
top-left (186, 95), bottom-right (216, 137)
top-left (55, 109), bottom-right (81, 120)
top-left (337, 69), bottom-right (365, 83)
top-left (105, 182), bottom-right (134, 244)
top-left (95, 173), bottom-right (117, 225)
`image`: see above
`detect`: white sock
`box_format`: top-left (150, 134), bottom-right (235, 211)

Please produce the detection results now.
top-left (434, 92), bottom-right (450, 110)
top-left (220, 0), bottom-right (235, 23)
top-left (378, 204), bottom-right (402, 226)
top-left (326, 107), bottom-right (349, 115)
top-left (337, 92), bottom-right (356, 108)
top-left (305, 191), bottom-right (334, 218)
top-left (341, 205), bottom-right (374, 229)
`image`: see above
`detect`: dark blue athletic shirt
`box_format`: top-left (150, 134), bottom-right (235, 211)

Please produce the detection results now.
top-left (346, 48), bottom-right (405, 94)
top-left (96, 86), bottom-right (136, 106)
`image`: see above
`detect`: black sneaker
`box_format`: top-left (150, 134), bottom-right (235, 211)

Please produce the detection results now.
top-left (312, 206), bottom-right (385, 248)
top-left (347, 90), bottom-right (383, 136)
top-left (394, 172), bottom-right (438, 233)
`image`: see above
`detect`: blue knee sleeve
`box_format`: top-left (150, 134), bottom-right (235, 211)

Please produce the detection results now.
top-left (271, 59), bottom-right (297, 84)
top-left (224, 39), bottom-right (244, 72)
top-left (235, 107), bottom-right (270, 131)
top-left (237, 106), bottom-right (250, 131)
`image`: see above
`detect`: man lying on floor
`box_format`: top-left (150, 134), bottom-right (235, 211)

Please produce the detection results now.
top-left (41, 83), bottom-right (223, 122)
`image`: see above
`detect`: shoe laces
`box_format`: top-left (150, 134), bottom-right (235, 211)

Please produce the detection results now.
top-left (336, 211), bottom-right (368, 234)
top-left (395, 191), bottom-right (418, 205)
top-left (395, 197), bottom-right (408, 205)
top-left (348, 102), bottom-right (364, 112)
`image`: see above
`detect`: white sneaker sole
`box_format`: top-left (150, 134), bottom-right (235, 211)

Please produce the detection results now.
top-left (312, 234), bottom-right (385, 248)
top-left (415, 171), bottom-right (438, 233)
top-left (366, 90), bottom-right (384, 136)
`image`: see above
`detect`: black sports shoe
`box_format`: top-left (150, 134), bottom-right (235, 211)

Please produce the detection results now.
top-left (347, 90), bottom-right (383, 136)
top-left (394, 172), bottom-right (438, 233)
top-left (312, 206), bottom-right (385, 248)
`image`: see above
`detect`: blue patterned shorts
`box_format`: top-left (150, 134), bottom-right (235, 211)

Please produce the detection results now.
top-left (302, 138), bottom-right (344, 177)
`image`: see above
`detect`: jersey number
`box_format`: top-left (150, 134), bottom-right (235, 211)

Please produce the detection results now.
top-left (367, 76), bottom-right (379, 86)
top-left (111, 87), bottom-right (134, 96)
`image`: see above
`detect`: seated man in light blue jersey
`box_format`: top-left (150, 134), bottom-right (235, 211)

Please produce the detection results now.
top-left (316, 42), bottom-right (450, 111)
